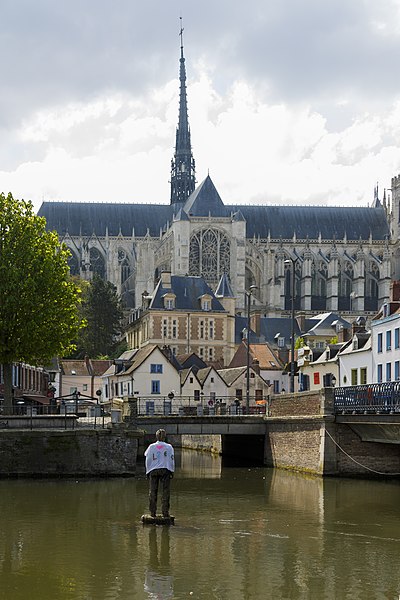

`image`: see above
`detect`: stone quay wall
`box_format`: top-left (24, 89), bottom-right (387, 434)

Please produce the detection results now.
top-left (264, 418), bottom-right (325, 475)
top-left (0, 429), bottom-right (140, 477)
top-left (333, 422), bottom-right (400, 477)
top-left (265, 389), bottom-right (335, 476)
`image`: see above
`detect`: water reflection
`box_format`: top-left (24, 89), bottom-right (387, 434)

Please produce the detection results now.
top-left (179, 448), bottom-right (221, 478)
top-left (0, 452), bottom-right (399, 599)
top-left (144, 526), bottom-right (173, 599)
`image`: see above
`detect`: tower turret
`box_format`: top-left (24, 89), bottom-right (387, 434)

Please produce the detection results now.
top-left (170, 19), bottom-right (196, 205)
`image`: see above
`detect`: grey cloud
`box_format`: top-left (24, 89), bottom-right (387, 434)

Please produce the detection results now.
top-left (1, 0), bottom-right (399, 131)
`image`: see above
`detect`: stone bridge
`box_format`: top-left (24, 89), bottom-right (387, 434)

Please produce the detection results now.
top-left (135, 387), bottom-right (400, 477)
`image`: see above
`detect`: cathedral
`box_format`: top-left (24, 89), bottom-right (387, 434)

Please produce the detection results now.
top-left (38, 33), bottom-right (400, 319)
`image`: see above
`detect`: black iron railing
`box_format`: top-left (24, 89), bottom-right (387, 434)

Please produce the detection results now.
top-left (0, 404), bottom-right (110, 430)
top-left (334, 382), bottom-right (400, 414)
top-left (130, 396), bottom-right (267, 417)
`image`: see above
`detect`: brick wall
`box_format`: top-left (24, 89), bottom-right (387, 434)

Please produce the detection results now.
top-left (334, 423), bottom-right (400, 476)
top-left (269, 391), bottom-right (322, 417)
top-left (265, 421), bottom-right (323, 474)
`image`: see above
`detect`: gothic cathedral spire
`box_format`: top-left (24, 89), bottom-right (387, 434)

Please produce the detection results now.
top-left (170, 19), bottom-right (196, 205)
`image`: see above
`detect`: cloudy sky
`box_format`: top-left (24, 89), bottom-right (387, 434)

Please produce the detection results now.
top-left (2, 0), bottom-right (400, 213)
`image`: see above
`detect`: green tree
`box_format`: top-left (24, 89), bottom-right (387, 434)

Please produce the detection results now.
top-left (0, 193), bottom-right (82, 413)
top-left (72, 276), bottom-right (124, 358)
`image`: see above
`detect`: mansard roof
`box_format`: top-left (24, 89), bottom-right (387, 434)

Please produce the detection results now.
top-left (150, 275), bottom-right (226, 312)
top-left (38, 177), bottom-right (390, 241)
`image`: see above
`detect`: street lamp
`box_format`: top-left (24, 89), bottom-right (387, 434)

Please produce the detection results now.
top-left (72, 390), bottom-right (80, 415)
top-left (284, 256), bottom-right (299, 393)
top-left (245, 285), bottom-right (258, 414)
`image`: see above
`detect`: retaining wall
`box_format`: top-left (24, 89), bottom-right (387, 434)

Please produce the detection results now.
top-left (0, 429), bottom-right (140, 477)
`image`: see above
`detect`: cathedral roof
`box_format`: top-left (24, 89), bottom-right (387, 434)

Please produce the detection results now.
top-left (38, 202), bottom-right (174, 237)
top-left (38, 194), bottom-right (390, 242)
top-left (182, 175), bottom-right (227, 217)
top-left (227, 204), bottom-right (390, 241)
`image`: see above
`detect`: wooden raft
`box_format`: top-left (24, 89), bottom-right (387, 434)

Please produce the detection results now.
top-left (141, 514), bottom-right (175, 525)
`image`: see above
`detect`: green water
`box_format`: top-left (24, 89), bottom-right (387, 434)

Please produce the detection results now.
top-left (0, 450), bottom-right (399, 599)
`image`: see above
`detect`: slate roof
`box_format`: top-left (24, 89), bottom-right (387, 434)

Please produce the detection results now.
top-left (227, 204), bottom-right (390, 241)
top-left (304, 312), bottom-right (351, 337)
top-left (38, 176), bottom-right (390, 241)
top-left (38, 202), bottom-right (176, 237)
top-left (182, 175), bottom-right (228, 217)
top-left (215, 273), bottom-right (235, 298)
top-left (150, 275), bottom-right (226, 312)
top-left (235, 316), bottom-right (257, 344)
top-left (258, 317), bottom-right (302, 344)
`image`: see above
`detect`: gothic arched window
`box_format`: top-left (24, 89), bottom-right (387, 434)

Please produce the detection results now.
top-left (67, 249), bottom-right (79, 276)
top-left (284, 259), bottom-right (301, 310)
top-left (118, 249), bottom-right (131, 284)
top-left (189, 229), bottom-right (230, 286)
top-left (311, 260), bottom-right (328, 310)
top-left (365, 262), bottom-right (379, 311)
top-left (89, 247), bottom-right (106, 280)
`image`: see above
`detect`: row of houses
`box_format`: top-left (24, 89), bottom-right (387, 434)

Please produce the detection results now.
top-left (297, 282), bottom-right (400, 390)
top-left (4, 276), bottom-right (400, 411)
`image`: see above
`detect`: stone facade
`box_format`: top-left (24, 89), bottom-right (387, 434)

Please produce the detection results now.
top-left (38, 39), bottom-right (396, 321)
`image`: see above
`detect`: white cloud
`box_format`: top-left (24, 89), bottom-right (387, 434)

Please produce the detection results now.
top-left (1, 69), bottom-right (400, 213)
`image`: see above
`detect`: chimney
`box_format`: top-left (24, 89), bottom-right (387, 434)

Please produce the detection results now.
top-left (251, 358), bottom-right (260, 375)
top-left (390, 280), bottom-right (400, 302)
top-left (352, 316), bottom-right (366, 337)
top-left (251, 313), bottom-right (261, 336)
top-left (161, 271), bottom-right (172, 288)
top-left (336, 324), bottom-right (351, 343)
top-left (296, 312), bottom-right (306, 334)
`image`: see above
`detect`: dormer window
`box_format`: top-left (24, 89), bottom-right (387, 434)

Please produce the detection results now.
top-left (163, 293), bottom-right (176, 310)
top-left (277, 337), bottom-right (285, 348)
top-left (200, 294), bottom-right (212, 311)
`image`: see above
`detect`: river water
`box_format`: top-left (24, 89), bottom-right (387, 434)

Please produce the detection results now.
top-left (0, 450), bottom-right (400, 600)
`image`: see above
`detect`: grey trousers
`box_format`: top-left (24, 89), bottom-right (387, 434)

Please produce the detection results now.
top-left (148, 468), bottom-right (172, 516)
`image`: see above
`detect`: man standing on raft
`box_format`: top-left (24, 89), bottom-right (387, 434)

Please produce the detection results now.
top-left (145, 429), bottom-right (175, 518)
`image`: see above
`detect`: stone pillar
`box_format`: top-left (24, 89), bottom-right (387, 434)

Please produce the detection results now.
top-left (379, 245), bottom-right (392, 306)
top-left (326, 247), bottom-right (339, 311)
top-left (301, 256), bottom-right (312, 311)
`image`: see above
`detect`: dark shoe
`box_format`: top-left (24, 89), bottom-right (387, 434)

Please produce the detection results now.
top-left (162, 513), bottom-right (170, 518)
top-left (151, 513), bottom-right (156, 518)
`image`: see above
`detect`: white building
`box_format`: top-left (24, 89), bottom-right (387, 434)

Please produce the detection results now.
top-left (371, 303), bottom-right (400, 383)
top-left (338, 332), bottom-right (372, 386)
top-left (101, 345), bottom-right (181, 412)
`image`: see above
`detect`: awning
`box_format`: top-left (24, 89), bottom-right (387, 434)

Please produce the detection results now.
top-left (23, 395), bottom-right (51, 405)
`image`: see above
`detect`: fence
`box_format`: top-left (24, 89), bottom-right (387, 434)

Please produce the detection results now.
top-left (131, 395), bottom-right (267, 417)
top-left (0, 403), bottom-right (111, 430)
top-left (334, 382), bottom-right (400, 414)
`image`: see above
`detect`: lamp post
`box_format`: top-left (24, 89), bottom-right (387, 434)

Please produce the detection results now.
top-left (245, 285), bottom-right (258, 414)
top-left (96, 389), bottom-right (102, 417)
top-left (284, 257), bottom-right (298, 393)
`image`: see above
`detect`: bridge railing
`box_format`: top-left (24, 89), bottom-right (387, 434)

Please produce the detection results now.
top-left (132, 395), bottom-right (267, 417)
top-left (334, 382), bottom-right (400, 414)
